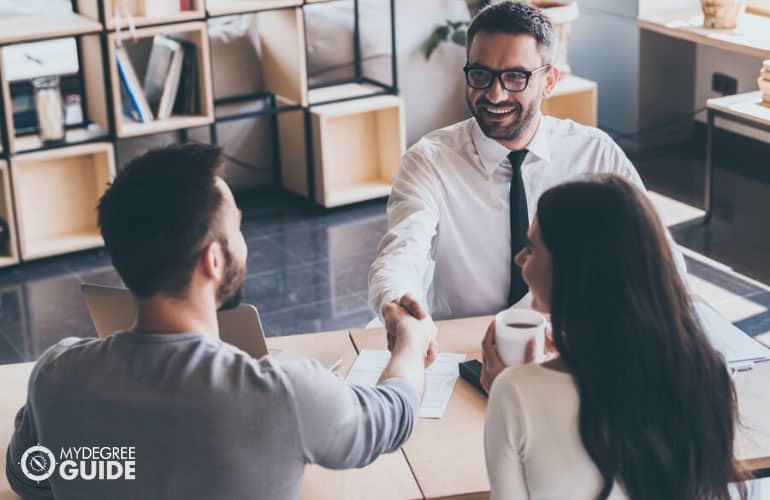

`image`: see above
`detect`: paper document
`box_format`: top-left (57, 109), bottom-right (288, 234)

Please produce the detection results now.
top-left (346, 350), bottom-right (466, 419)
top-left (694, 301), bottom-right (770, 365)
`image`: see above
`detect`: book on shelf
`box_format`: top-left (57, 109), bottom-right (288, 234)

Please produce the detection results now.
top-left (144, 35), bottom-right (185, 120)
top-left (167, 36), bottom-right (199, 116)
top-left (115, 46), bottom-right (153, 123)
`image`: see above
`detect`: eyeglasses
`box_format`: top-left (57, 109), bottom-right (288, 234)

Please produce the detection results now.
top-left (463, 64), bottom-right (551, 92)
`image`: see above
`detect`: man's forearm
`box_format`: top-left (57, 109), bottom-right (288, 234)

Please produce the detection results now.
top-left (378, 342), bottom-right (426, 399)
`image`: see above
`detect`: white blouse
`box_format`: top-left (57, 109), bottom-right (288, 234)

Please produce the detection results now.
top-left (484, 364), bottom-right (628, 500)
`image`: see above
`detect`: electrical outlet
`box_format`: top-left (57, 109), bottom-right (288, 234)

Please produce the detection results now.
top-left (712, 72), bottom-right (738, 95)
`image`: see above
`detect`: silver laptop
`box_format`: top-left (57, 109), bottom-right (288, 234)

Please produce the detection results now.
top-left (81, 283), bottom-right (341, 370)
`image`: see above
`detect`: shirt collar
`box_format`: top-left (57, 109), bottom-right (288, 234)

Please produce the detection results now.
top-left (470, 116), bottom-right (551, 173)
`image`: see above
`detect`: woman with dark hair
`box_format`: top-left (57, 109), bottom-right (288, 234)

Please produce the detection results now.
top-left (482, 174), bottom-right (747, 500)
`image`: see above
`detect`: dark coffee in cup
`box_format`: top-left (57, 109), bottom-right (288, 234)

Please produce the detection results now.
top-left (506, 322), bottom-right (537, 328)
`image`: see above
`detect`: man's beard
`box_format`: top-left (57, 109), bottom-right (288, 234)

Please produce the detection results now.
top-left (216, 239), bottom-right (246, 311)
top-left (467, 95), bottom-right (539, 142)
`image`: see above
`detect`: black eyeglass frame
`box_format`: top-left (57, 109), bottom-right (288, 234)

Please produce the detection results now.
top-left (463, 64), bottom-right (552, 92)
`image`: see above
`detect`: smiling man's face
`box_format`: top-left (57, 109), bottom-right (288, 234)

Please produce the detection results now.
top-left (466, 31), bottom-right (548, 145)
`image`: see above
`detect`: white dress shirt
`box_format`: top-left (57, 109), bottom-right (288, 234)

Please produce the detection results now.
top-left (485, 364), bottom-right (628, 500)
top-left (368, 116), bottom-right (686, 320)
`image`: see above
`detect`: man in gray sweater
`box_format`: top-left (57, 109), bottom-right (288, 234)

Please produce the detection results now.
top-left (6, 143), bottom-right (437, 499)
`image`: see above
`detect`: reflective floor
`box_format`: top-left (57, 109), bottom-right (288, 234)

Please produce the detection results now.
top-left (1, 138), bottom-right (769, 365)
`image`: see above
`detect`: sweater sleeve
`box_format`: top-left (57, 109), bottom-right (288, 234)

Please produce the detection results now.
top-left (484, 371), bottom-right (530, 500)
top-left (281, 359), bottom-right (419, 469)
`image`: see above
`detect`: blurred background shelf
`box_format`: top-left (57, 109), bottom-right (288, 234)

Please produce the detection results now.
top-left (0, 13), bottom-right (102, 45)
top-left (78, 0), bottom-right (206, 30)
top-left (9, 143), bottom-right (115, 261)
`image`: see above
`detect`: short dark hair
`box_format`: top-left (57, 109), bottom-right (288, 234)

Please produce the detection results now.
top-left (98, 143), bottom-right (225, 298)
top-left (467, 1), bottom-right (553, 63)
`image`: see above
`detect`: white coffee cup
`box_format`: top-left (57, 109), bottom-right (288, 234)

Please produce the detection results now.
top-left (494, 308), bottom-right (547, 367)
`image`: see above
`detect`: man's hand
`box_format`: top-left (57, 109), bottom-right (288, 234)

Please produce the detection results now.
top-left (382, 302), bottom-right (438, 368)
top-left (378, 303), bottom-right (438, 397)
top-left (480, 321), bottom-right (557, 392)
top-left (383, 293), bottom-right (429, 351)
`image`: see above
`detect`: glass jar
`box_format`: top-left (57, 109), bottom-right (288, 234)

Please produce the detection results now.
top-left (32, 76), bottom-right (65, 144)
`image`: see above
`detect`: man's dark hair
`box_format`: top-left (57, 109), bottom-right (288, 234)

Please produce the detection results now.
top-left (98, 143), bottom-right (225, 298)
top-left (467, 1), bottom-right (553, 63)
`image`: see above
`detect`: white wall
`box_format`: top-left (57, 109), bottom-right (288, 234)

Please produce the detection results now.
top-left (395, 0), bottom-right (471, 146)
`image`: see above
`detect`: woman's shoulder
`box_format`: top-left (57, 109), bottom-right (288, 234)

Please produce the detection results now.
top-left (491, 363), bottom-right (576, 408)
top-left (497, 362), bottom-right (573, 387)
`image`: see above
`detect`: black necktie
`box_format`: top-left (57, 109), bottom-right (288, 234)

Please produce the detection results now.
top-left (508, 149), bottom-right (529, 305)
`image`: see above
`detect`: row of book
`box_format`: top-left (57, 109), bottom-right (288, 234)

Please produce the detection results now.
top-left (116, 35), bottom-right (199, 123)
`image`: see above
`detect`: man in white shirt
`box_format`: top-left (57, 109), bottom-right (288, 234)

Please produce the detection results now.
top-left (369, 1), bottom-right (685, 327)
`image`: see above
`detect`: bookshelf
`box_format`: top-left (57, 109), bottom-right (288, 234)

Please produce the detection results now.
top-left (0, 13), bottom-right (102, 46)
top-left (107, 21), bottom-right (215, 138)
top-left (0, 0), bottom-right (400, 265)
top-left (207, 0), bottom-right (303, 17)
top-left (0, 35), bottom-right (110, 154)
top-left (0, 160), bottom-right (19, 268)
top-left (307, 94), bottom-right (404, 207)
top-left (10, 143), bottom-right (115, 261)
top-left (78, 0), bottom-right (206, 29)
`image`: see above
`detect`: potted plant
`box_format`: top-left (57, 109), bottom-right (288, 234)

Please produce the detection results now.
top-left (422, 0), bottom-right (579, 77)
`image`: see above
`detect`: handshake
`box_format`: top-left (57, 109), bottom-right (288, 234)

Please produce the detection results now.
top-left (381, 293), bottom-right (439, 369)
top-left (382, 293), bottom-right (557, 394)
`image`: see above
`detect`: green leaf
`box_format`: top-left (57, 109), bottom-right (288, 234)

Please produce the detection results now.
top-left (451, 29), bottom-right (467, 47)
top-left (422, 24), bottom-right (451, 59)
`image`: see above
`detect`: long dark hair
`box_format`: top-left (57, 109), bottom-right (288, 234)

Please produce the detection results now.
top-left (536, 174), bottom-right (747, 500)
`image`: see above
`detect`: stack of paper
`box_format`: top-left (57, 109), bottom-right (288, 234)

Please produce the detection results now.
top-left (346, 350), bottom-right (466, 419)
top-left (759, 60), bottom-right (770, 105)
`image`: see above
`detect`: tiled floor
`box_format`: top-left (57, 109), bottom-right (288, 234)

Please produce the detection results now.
top-left (0, 138), bottom-right (769, 365)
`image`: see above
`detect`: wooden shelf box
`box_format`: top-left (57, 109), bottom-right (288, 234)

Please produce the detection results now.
top-left (78, 0), bottom-right (205, 30)
top-left (257, 7), bottom-right (308, 106)
top-left (108, 21), bottom-right (214, 138)
top-left (10, 143), bottom-right (115, 261)
top-left (279, 94), bottom-right (405, 208)
top-left (0, 12), bottom-right (102, 46)
top-left (542, 75), bottom-right (598, 127)
top-left (207, 0), bottom-right (303, 16)
top-left (0, 161), bottom-right (20, 268)
top-left (0, 36), bottom-right (110, 154)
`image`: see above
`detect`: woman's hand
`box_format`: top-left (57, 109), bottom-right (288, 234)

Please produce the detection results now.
top-left (480, 320), bottom-right (557, 392)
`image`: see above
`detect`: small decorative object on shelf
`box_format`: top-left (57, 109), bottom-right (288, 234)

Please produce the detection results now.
top-left (701, 0), bottom-right (745, 29)
top-left (759, 59), bottom-right (770, 106)
top-left (32, 76), bottom-right (65, 144)
top-left (0, 216), bottom-right (9, 255)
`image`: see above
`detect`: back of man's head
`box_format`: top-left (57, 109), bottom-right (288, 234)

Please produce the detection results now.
top-left (467, 1), bottom-right (554, 63)
top-left (98, 143), bottom-right (225, 299)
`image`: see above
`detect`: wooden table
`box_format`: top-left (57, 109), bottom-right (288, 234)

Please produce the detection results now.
top-left (352, 317), bottom-right (491, 500)
top-left (638, 9), bottom-right (770, 60)
top-left (637, 9), bottom-right (770, 223)
top-left (2, 320), bottom-right (769, 500)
